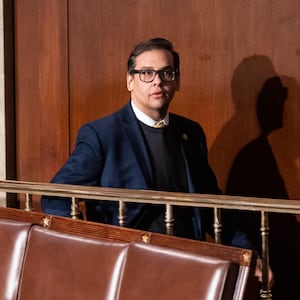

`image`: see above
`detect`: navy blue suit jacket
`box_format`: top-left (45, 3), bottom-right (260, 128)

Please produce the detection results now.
top-left (42, 102), bottom-right (251, 246)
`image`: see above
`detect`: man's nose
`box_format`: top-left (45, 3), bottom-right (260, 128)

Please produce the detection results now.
top-left (152, 72), bottom-right (162, 84)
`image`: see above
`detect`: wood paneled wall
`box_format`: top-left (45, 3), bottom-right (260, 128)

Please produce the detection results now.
top-left (15, 0), bottom-right (69, 185)
top-left (14, 1), bottom-right (300, 207)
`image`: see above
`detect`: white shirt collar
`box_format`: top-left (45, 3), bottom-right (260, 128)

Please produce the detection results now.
top-left (131, 100), bottom-right (169, 127)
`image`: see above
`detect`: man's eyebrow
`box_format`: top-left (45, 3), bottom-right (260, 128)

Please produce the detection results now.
top-left (139, 66), bottom-right (154, 69)
top-left (139, 65), bottom-right (174, 70)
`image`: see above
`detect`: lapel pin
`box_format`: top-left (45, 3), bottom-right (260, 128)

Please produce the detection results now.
top-left (182, 133), bottom-right (188, 141)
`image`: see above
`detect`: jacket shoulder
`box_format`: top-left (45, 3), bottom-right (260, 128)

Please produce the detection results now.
top-left (83, 102), bottom-right (134, 130)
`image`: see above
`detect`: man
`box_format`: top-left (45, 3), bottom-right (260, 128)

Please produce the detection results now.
top-left (42, 38), bottom-right (273, 288)
top-left (41, 38), bottom-right (241, 242)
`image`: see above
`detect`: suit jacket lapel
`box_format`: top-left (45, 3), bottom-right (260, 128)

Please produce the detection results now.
top-left (170, 117), bottom-right (196, 193)
top-left (121, 103), bottom-right (154, 187)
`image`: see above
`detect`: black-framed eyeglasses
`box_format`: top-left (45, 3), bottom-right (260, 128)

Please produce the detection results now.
top-left (130, 69), bottom-right (176, 83)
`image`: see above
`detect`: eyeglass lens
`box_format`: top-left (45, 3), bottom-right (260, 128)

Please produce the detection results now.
top-left (139, 70), bottom-right (175, 82)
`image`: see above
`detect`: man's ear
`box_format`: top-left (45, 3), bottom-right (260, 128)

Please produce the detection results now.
top-left (127, 73), bottom-right (134, 91)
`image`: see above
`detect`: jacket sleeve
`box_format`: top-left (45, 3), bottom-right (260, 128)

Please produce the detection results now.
top-left (41, 123), bottom-right (104, 217)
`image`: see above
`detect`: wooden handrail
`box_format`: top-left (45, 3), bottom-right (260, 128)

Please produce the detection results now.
top-left (0, 179), bottom-right (300, 300)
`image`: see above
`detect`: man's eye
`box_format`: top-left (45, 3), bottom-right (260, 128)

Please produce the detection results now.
top-left (142, 70), bottom-right (154, 76)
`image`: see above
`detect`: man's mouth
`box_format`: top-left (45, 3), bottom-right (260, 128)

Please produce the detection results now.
top-left (150, 91), bottom-right (164, 97)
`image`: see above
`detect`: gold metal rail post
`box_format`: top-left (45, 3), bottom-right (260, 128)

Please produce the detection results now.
top-left (165, 203), bottom-right (174, 235)
top-left (213, 207), bottom-right (222, 244)
top-left (260, 211), bottom-right (272, 299)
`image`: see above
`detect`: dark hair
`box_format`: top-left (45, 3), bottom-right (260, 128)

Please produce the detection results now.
top-left (127, 38), bottom-right (180, 77)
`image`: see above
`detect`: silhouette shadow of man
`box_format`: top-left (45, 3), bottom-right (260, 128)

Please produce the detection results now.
top-left (209, 55), bottom-right (277, 192)
top-left (226, 76), bottom-right (288, 198)
top-left (225, 75), bottom-right (300, 299)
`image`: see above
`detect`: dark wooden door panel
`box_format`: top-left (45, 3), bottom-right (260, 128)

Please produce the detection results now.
top-left (15, 0), bottom-right (69, 188)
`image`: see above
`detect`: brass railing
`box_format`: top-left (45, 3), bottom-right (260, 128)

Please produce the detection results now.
top-left (1, 179), bottom-right (300, 299)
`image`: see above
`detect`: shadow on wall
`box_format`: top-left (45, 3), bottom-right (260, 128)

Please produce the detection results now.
top-left (269, 76), bottom-right (300, 201)
top-left (210, 55), bottom-right (300, 299)
top-left (226, 76), bottom-right (288, 199)
top-left (209, 55), bottom-right (277, 192)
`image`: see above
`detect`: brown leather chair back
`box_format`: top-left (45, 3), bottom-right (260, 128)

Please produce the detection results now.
top-left (18, 226), bottom-right (128, 300)
top-left (119, 242), bottom-right (239, 300)
top-left (0, 219), bottom-right (31, 300)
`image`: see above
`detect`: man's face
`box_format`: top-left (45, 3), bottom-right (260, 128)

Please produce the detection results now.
top-left (127, 49), bottom-right (179, 120)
